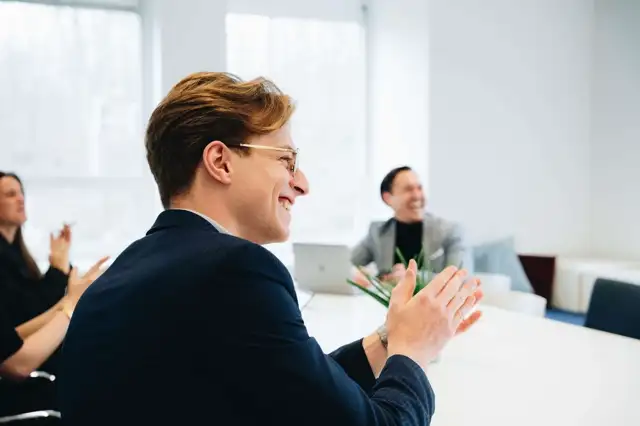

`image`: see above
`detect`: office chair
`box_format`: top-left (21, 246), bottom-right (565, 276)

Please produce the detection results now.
top-left (0, 371), bottom-right (60, 423)
top-left (584, 278), bottom-right (640, 340)
top-left (0, 410), bottom-right (60, 425)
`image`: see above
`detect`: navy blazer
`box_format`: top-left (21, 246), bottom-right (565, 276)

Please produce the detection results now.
top-left (59, 210), bottom-right (434, 425)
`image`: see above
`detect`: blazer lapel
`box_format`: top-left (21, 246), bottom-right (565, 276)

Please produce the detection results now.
top-left (422, 215), bottom-right (445, 271)
top-left (377, 219), bottom-right (396, 273)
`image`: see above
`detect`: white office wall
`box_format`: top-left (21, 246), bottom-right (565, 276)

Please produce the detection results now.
top-left (366, 0), bottom-right (430, 220)
top-left (141, 0), bottom-right (226, 106)
top-left (590, 0), bottom-right (640, 260)
top-left (7, 0), bottom-right (139, 9)
top-left (426, 0), bottom-right (594, 256)
top-left (228, 0), bottom-right (362, 21)
top-left (0, 1), bottom-right (151, 270)
top-left (139, 0), bottom-right (227, 216)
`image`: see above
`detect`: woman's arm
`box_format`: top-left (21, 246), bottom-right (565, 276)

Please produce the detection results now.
top-left (15, 299), bottom-right (64, 339)
top-left (0, 308), bottom-right (70, 380)
top-left (33, 223), bottom-right (73, 307)
top-left (0, 260), bottom-right (108, 381)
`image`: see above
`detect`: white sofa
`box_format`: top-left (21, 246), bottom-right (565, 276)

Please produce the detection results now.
top-left (475, 273), bottom-right (547, 317)
top-left (553, 257), bottom-right (640, 313)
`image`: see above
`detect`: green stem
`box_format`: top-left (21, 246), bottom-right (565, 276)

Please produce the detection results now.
top-left (347, 280), bottom-right (390, 307)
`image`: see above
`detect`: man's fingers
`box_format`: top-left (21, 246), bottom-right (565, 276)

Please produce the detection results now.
top-left (389, 259), bottom-right (418, 308)
top-left (453, 293), bottom-right (477, 326)
top-left (423, 265), bottom-right (458, 296)
top-left (408, 259), bottom-right (417, 275)
top-left (456, 310), bottom-right (482, 335)
top-left (436, 269), bottom-right (468, 304)
top-left (472, 288), bottom-right (484, 304)
top-left (447, 278), bottom-right (480, 313)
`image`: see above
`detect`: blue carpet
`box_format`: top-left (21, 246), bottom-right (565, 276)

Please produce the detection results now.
top-left (545, 309), bottom-right (586, 326)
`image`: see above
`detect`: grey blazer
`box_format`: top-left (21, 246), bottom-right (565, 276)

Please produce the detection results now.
top-left (350, 213), bottom-right (471, 274)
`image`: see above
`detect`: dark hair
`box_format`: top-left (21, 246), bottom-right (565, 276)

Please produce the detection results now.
top-left (145, 71), bottom-right (296, 209)
top-left (0, 172), bottom-right (42, 280)
top-left (380, 166), bottom-right (412, 200)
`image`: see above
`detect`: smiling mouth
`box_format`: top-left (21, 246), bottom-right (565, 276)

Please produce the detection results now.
top-left (279, 198), bottom-right (292, 211)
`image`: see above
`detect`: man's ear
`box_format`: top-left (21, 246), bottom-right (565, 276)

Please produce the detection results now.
top-left (202, 141), bottom-right (233, 185)
top-left (381, 191), bottom-right (393, 206)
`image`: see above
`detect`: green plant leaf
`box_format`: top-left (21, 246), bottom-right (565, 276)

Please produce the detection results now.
top-left (394, 247), bottom-right (408, 268)
top-left (346, 279), bottom-right (390, 307)
top-left (415, 245), bottom-right (425, 271)
top-left (356, 267), bottom-right (392, 297)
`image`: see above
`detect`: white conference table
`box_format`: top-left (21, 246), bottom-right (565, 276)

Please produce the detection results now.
top-left (299, 291), bottom-right (640, 426)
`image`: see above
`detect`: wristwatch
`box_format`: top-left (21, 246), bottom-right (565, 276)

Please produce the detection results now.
top-left (376, 324), bottom-right (388, 349)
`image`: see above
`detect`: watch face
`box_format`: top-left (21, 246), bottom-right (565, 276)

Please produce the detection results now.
top-left (377, 325), bottom-right (388, 347)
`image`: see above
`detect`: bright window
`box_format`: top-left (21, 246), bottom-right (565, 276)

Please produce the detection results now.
top-left (226, 13), bottom-right (368, 266)
top-left (0, 1), bottom-right (148, 268)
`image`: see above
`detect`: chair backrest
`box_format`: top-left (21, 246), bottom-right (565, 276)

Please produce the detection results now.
top-left (481, 291), bottom-right (547, 317)
top-left (585, 278), bottom-right (640, 340)
top-left (0, 410), bottom-right (60, 425)
top-left (0, 372), bottom-right (57, 418)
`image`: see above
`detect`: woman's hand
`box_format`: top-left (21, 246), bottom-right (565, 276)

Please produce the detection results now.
top-left (49, 223), bottom-right (72, 274)
top-left (63, 256), bottom-right (110, 312)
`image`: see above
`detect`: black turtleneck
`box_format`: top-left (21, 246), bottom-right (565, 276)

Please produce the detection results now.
top-left (393, 219), bottom-right (423, 266)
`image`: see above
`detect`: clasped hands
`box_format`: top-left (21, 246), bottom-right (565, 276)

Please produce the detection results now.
top-left (383, 259), bottom-right (483, 370)
top-left (48, 222), bottom-right (110, 311)
top-left (49, 223), bottom-right (73, 274)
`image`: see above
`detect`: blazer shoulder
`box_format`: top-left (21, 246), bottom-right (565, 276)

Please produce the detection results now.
top-left (424, 212), bottom-right (459, 229)
top-left (217, 238), bottom-right (293, 284)
top-left (424, 214), bottom-right (464, 242)
top-left (368, 218), bottom-right (393, 234)
top-left (183, 233), bottom-right (290, 282)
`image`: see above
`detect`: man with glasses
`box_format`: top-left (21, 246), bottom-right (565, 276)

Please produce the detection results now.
top-left (59, 72), bottom-right (483, 426)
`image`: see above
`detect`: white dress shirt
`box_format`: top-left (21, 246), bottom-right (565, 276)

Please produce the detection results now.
top-left (171, 208), bottom-right (231, 235)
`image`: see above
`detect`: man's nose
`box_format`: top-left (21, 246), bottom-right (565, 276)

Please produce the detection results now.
top-left (291, 168), bottom-right (309, 196)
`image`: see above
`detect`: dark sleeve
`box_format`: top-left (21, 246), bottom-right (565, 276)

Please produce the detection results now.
top-left (329, 339), bottom-right (376, 393)
top-left (214, 243), bottom-right (435, 426)
top-left (0, 311), bottom-right (24, 363)
top-left (36, 266), bottom-right (68, 308)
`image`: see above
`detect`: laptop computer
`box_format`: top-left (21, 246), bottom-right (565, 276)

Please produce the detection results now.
top-left (293, 243), bottom-right (361, 295)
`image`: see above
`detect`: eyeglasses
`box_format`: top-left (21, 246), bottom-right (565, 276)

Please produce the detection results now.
top-left (234, 143), bottom-right (299, 175)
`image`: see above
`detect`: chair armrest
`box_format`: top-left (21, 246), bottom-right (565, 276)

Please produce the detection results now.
top-left (27, 373), bottom-right (55, 382)
top-left (0, 410), bottom-right (60, 424)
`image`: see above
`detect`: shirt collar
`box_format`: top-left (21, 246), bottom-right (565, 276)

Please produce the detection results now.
top-left (170, 209), bottom-right (231, 235)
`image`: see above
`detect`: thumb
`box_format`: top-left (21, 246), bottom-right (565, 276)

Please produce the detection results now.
top-left (389, 259), bottom-right (418, 308)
